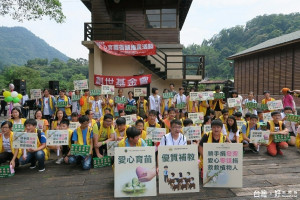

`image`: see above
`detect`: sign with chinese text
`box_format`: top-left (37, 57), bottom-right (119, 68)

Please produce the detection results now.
top-left (71, 95), bottom-right (81, 101)
top-left (236, 121), bottom-right (245, 130)
top-left (0, 165), bottom-right (14, 178)
top-left (267, 100), bottom-right (283, 111)
top-left (183, 126), bottom-right (201, 141)
top-left (101, 85), bottom-right (115, 95)
top-left (213, 93), bottom-right (225, 99)
top-left (249, 130), bottom-right (270, 144)
top-left (69, 122), bottom-right (80, 131)
top-left (146, 127), bottom-right (166, 142)
top-left (273, 133), bottom-right (290, 142)
top-left (259, 122), bottom-right (268, 131)
top-left (203, 125), bottom-right (211, 134)
top-left (30, 89), bottom-right (42, 99)
top-left (90, 89), bottom-right (101, 96)
top-left (122, 114), bottom-right (137, 126)
top-left (114, 147), bottom-right (156, 198)
top-left (227, 98), bottom-right (242, 108)
top-left (263, 112), bottom-right (272, 122)
top-left (189, 92), bottom-right (201, 101)
top-left (257, 103), bottom-right (269, 111)
top-left (74, 79), bottom-right (88, 90)
top-left (125, 105), bottom-right (137, 112)
top-left (115, 96), bottom-right (127, 104)
top-left (13, 132), bottom-right (37, 149)
top-left (46, 130), bottom-right (69, 146)
top-left (107, 141), bottom-right (119, 156)
top-left (188, 112), bottom-right (204, 124)
top-left (56, 101), bottom-right (68, 108)
top-left (93, 157), bottom-right (112, 168)
top-left (12, 124), bottom-right (24, 132)
top-left (145, 139), bottom-right (153, 146)
top-left (158, 145), bottom-right (200, 194)
top-left (245, 102), bottom-right (257, 109)
top-left (286, 114), bottom-right (300, 123)
top-left (199, 91), bottom-right (214, 101)
top-left (203, 143), bottom-right (243, 188)
top-left (176, 102), bottom-right (186, 109)
top-left (134, 88), bottom-right (147, 97)
top-left (70, 144), bottom-right (90, 156)
top-left (163, 92), bottom-right (174, 99)
top-left (94, 74), bottom-right (152, 88)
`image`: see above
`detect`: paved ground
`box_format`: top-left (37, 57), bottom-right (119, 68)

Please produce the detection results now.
top-left (1, 115), bottom-right (300, 199)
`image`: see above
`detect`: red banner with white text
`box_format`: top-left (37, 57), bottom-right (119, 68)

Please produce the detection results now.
top-left (94, 40), bottom-right (156, 56)
top-left (94, 74), bottom-right (152, 88)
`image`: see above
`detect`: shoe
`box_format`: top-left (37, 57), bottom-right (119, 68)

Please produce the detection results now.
top-left (29, 165), bottom-right (36, 169)
top-left (38, 168), bottom-right (45, 172)
top-left (249, 145), bottom-right (259, 154)
top-left (277, 149), bottom-right (283, 155)
top-left (55, 157), bottom-right (64, 164)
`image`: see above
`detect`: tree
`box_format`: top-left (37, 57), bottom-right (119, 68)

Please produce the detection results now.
top-left (0, 0), bottom-right (65, 23)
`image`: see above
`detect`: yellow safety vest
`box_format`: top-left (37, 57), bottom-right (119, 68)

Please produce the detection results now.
top-left (56, 96), bottom-right (71, 116)
top-left (118, 138), bottom-right (142, 147)
top-left (0, 132), bottom-right (22, 158)
top-left (268, 120), bottom-right (283, 145)
top-left (76, 127), bottom-right (92, 145)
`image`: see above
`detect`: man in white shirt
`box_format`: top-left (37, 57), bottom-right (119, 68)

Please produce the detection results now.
top-left (160, 119), bottom-right (187, 146)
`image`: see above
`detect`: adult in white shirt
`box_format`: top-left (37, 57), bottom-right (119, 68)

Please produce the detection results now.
top-left (160, 119), bottom-right (187, 146)
top-left (92, 95), bottom-right (105, 119)
top-left (149, 88), bottom-right (161, 114)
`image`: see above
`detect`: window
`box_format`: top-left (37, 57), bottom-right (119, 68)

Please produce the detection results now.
top-left (146, 9), bottom-right (176, 28)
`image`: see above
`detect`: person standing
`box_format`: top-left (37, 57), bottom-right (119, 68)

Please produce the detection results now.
top-left (38, 89), bottom-right (56, 123)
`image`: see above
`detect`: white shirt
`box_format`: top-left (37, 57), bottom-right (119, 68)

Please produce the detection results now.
top-left (222, 125), bottom-right (239, 141)
top-left (242, 99), bottom-right (257, 116)
top-left (22, 94), bottom-right (29, 105)
top-left (149, 95), bottom-right (161, 113)
top-left (2, 136), bottom-right (12, 153)
top-left (43, 97), bottom-right (50, 115)
top-left (160, 133), bottom-right (187, 146)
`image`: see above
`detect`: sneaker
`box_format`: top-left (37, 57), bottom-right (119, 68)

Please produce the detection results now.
top-left (277, 149), bottom-right (283, 155)
top-left (249, 145), bottom-right (259, 154)
top-left (55, 157), bottom-right (64, 164)
top-left (38, 168), bottom-right (45, 172)
top-left (29, 165), bottom-right (36, 169)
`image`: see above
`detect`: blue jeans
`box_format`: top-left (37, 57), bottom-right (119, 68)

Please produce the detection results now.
top-left (68, 155), bottom-right (92, 170)
top-left (19, 150), bottom-right (45, 169)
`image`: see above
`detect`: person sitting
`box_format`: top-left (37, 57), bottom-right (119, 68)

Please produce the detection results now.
top-left (160, 119), bottom-right (187, 146)
top-left (241, 114), bottom-right (260, 153)
top-left (219, 109), bottom-right (229, 124)
top-left (222, 115), bottom-right (239, 143)
top-left (118, 127), bottom-right (147, 147)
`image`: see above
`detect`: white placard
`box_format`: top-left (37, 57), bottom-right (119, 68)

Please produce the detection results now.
top-left (46, 130), bottom-right (69, 146)
top-left (74, 79), bottom-right (88, 90)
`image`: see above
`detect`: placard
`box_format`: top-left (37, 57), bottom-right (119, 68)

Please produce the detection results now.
top-left (69, 122), bottom-right (80, 131)
top-left (163, 92), bottom-right (174, 99)
top-left (267, 100), bottom-right (283, 110)
top-left (115, 96), bottom-right (127, 104)
top-left (71, 95), bottom-right (81, 101)
top-left (189, 92), bottom-right (200, 101)
top-left (74, 79), bottom-right (88, 90)
top-left (273, 133), bottom-right (290, 142)
top-left (199, 91), bottom-right (214, 101)
top-left (90, 89), bottom-right (101, 96)
top-left (12, 124), bottom-right (24, 132)
top-left (70, 144), bottom-right (90, 156)
top-left (46, 130), bottom-right (69, 146)
top-left (122, 114), bottom-right (137, 126)
top-left (101, 85), bottom-right (115, 95)
top-left (263, 112), bottom-right (272, 122)
top-left (13, 132), bottom-right (37, 149)
top-left (158, 145), bottom-right (200, 194)
top-left (259, 122), bottom-right (268, 131)
top-left (0, 165), bottom-right (14, 178)
top-left (125, 105), bottom-right (137, 112)
top-left (56, 101), bottom-right (68, 108)
top-left (145, 139), bottom-right (153, 146)
top-left (257, 103), bottom-right (268, 111)
top-left (146, 127), bottom-right (166, 142)
top-left (30, 89), bottom-right (42, 99)
top-left (249, 130), bottom-right (270, 144)
top-left (245, 102), bottom-right (257, 109)
top-left (176, 102), bottom-right (186, 109)
top-left (203, 143), bottom-right (243, 188)
top-left (93, 156), bottom-right (112, 168)
top-left (36, 120), bottom-right (44, 131)
top-left (182, 126), bottom-right (201, 141)
top-left (227, 98), bottom-right (241, 108)
top-left (213, 93), bottom-right (225, 99)
top-left (236, 121), bottom-right (245, 130)
top-left (286, 114), bottom-right (300, 123)
top-left (203, 125), bottom-right (211, 134)
top-left (107, 141), bottom-right (119, 156)
top-left (134, 88), bottom-right (147, 97)
top-left (114, 147), bottom-right (156, 198)
top-left (188, 112), bottom-right (204, 124)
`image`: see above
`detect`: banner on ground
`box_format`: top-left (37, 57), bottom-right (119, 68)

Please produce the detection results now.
top-left (74, 79), bottom-right (88, 90)
top-left (94, 74), bottom-right (152, 88)
top-left (13, 132), bottom-right (37, 149)
top-left (30, 89), bottom-right (42, 99)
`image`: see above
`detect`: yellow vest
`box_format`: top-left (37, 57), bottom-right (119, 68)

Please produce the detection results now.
top-left (188, 99), bottom-right (198, 113)
top-left (199, 101), bottom-right (208, 115)
top-left (103, 98), bottom-right (114, 116)
top-left (209, 92), bottom-right (224, 110)
top-left (268, 120), bottom-right (283, 145)
top-left (219, 115), bottom-right (226, 124)
top-left (141, 130), bottom-right (147, 140)
top-left (56, 96), bottom-right (71, 116)
top-left (118, 138), bottom-right (142, 147)
top-left (35, 129), bottom-right (50, 160)
top-left (76, 127), bottom-right (92, 145)
top-left (115, 125), bottom-right (130, 138)
top-left (40, 96), bottom-right (54, 112)
top-left (161, 98), bottom-right (173, 114)
top-left (144, 122), bottom-right (160, 131)
top-left (9, 118), bottom-right (26, 125)
top-left (137, 99), bottom-right (148, 114)
top-left (68, 129), bottom-right (73, 148)
top-left (0, 132), bottom-right (22, 158)
top-left (80, 96), bottom-right (94, 115)
top-left (98, 121), bottom-right (113, 142)
top-left (296, 133), bottom-right (300, 149)
top-left (241, 121), bottom-right (260, 143)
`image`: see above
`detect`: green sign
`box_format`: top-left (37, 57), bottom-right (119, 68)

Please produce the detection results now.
top-left (286, 114), bottom-right (300, 123)
top-left (257, 103), bottom-right (268, 111)
top-left (93, 156), bottom-right (111, 168)
top-left (163, 92), bottom-right (174, 99)
top-left (125, 105), bottom-right (137, 112)
top-left (70, 144), bottom-right (90, 156)
top-left (273, 133), bottom-right (290, 143)
top-left (56, 101), bottom-right (68, 108)
top-left (213, 93), bottom-right (225, 99)
top-left (145, 139), bottom-right (153, 146)
top-left (245, 102), bottom-right (257, 109)
top-left (90, 89), bottom-right (101, 96)
top-left (115, 96), bottom-right (127, 104)
top-left (71, 95), bottom-right (81, 101)
top-left (12, 124), bottom-right (24, 132)
top-left (0, 165), bottom-right (14, 178)
top-left (176, 102), bottom-right (186, 109)
top-left (259, 122), bottom-right (268, 131)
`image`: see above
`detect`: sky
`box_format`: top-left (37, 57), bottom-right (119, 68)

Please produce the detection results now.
top-left (0, 0), bottom-right (299, 59)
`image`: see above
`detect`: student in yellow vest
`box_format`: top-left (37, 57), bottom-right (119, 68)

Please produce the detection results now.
top-left (118, 126), bottom-right (147, 147)
top-left (267, 111), bottom-right (289, 156)
top-left (135, 119), bottom-right (147, 140)
top-left (111, 117), bottom-right (128, 141)
top-left (199, 119), bottom-right (227, 179)
top-left (161, 89), bottom-right (173, 115)
top-left (92, 95), bottom-right (105, 120)
top-left (137, 96), bottom-right (148, 119)
top-left (103, 94), bottom-right (114, 116)
top-left (19, 119), bottom-right (48, 172)
top-left (163, 108), bottom-right (176, 133)
top-left (38, 88), bottom-right (56, 122)
top-left (56, 89), bottom-right (72, 119)
top-left (186, 88), bottom-right (199, 113)
top-left (241, 114), bottom-right (260, 153)
top-left (0, 121), bottom-right (22, 168)
top-left (9, 108), bottom-right (26, 126)
top-left (99, 108), bottom-right (112, 122)
top-left (34, 110), bottom-right (49, 133)
top-left (261, 91), bottom-right (275, 113)
top-left (68, 115), bottom-right (93, 170)
top-left (201, 116), bottom-right (212, 137)
top-left (51, 110), bottom-right (68, 130)
top-left (79, 89), bottom-right (94, 116)
top-left (93, 114), bottom-right (115, 158)
top-left (144, 110), bottom-right (161, 131)
top-left (85, 110), bottom-right (97, 128)
top-left (71, 112), bottom-right (79, 122)
top-left (209, 85), bottom-right (225, 118)
top-left (222, 115), bottom-right (239, 143)
top-left (228, 90), bottom-right (243, 116)
top-left (219, 109), bottom-right (229, 124)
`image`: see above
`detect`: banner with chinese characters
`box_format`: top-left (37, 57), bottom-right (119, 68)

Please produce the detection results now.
top-left (249, 130), bottom-right (270, 144)
top-left (13, 132), bottom-right (37, 149)
top-left (46, 130), bottom-right (69, 146)
top-left (163, 92), bottom-right (174, 99)
top-left (30, 89), bottom-right (42, 99)
top-left (71, 95), bottom-right (81, 101)
top-left (122, 114), bottom-right (137, 126)
top-left (134, 88), bottom-right (147, 97)
top-left (203, 125), bottom-right (211, 134)
top-left (199, 91), bottom-right (214, 101)
top-left (267, 100), bottom-right (283, 110)
top-left (101, 85), bottom-right (115, 95)
top-left (93, 156), bottom-right (111, 168)
top-left (70, 144), bottom-right (90, 156)
top-left (114, 147), bottom-right (156, 198)
top-left (90, 89), bottom-right (101, 96)
top-left (146, 127), bottom-right (166, 142)
top-left (95, 40), bottom-right (156, 56)
top-left (74, 79), bottom-right (88, 90)
top-left (227, 98), bottom-right (242, 108)
top-left (213, 93), bottom-right (225, 99)
top-left (188, 112), bottom-right (204, 124)
top-left (182, 126), bottom-right (201, 141)
top-left (203, 143), bottom-right (243, 188)
top-left (158, 145), bottom-right (200, 194)
top-left (286, 114), bottom-right (300, 123)
top-left (12, 124), bottom-right (24, 132)
top-left (189, 92), bottom-right (201, 101)
top-left (94, 74), bottom-right (152, 88)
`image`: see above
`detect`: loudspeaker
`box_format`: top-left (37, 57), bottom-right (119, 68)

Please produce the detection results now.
top-left (13, 79), bottom-right (26, 94)
top-left (49, 81), bottom-right (59, 95)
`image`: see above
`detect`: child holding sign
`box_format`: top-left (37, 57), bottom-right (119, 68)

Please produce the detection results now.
top-left (51, 110), bottom-right (68, 130)
top-left (118, 127), bottom-right (147, 147)
top-left (241, 114), bottom-right (260, 153)
top-left (34, 110), bottom-right (49, 133)
top-left (80, 89), bottom-right (94, 116)
top-left (111, 117), bottom-right (128, 141)
top-left (163, 108), bottom-right (176, 133)
top-left (281, 106), bottom-right (296, 146)
top-left (56, 90), bottom-right (72, 119)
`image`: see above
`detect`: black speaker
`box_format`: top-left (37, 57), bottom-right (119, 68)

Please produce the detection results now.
top-left (49, 81), bottom-right (59, 95)
top-left (13, 79), bottom-right (26, 94)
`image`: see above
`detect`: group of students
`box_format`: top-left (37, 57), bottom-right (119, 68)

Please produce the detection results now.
top-left (0, 85), bottom-right (300, 176)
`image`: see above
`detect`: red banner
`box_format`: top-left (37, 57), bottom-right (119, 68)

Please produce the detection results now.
top-left (94, 40), bottom-right (156, 56)
top-left (94, 74), bottom-right (152, 88)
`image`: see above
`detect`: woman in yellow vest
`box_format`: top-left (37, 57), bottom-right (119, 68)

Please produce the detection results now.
top-left (56, 90), bottom-right (72, 118)
top-left (80, 89), bottom-right (94, 116)
top-left (199, 100), bottom-right (209, 116)
top-left (9, 108), bottom-right (26, 126)
top-left (103, 94), bottom-right (114, 116)
top-left (0, 121), bottom-right (22, 168)
top-left (199, 119), bottom-right (227, 179)
top-left (137, 96), bottom-right (148, 119)
top-left (34, 110), bottom-right (49, 133)
top-left (186, 88), bottom-right (199, 113)
top-left (51, 110), bottom-right (68, 130)
top-left (209, 86), bottom-right (225, 118)
top-left (118, 127), bottom-right (147, 147)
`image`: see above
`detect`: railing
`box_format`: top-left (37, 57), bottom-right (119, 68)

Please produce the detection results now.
top-left (84, 22), bottom-right (205, 79)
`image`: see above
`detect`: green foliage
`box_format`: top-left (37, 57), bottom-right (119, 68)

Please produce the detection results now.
top-left (183, 13), bottom-right (300, 80)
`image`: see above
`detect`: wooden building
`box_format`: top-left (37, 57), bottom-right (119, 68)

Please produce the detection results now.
top-left (81, 0), bottom-right (204, 93)
top-left (227, 30), bottom-right (300, 102)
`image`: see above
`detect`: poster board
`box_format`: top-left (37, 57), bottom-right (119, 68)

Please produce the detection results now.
top-left (176, 103), bottom-right (186, 109)
top-left (182, 126), bottom-right (201, 141)
top-left (74, 79), bottom-right (88, 90)
top-left (122, 114), bottom-right (137, 126)
top-left (70, 144), bottom-right (90, 156)
top-left (263, 112), bottom-right (272, 122)
top-left (188, 112), bottom-right (204, 124)
top-left (227, 98), bottom-right (241, 108)
top-left (189, 92), bottom-right (200, 101)
top-left (30, 89), bottom-right (42, 99)
top-left (36, 120), bottom-right (44, 131)
top-left (71, 95), bottom-right (81, 101)
top-left (12, 124), bottom-right (24, 132)
top-left (101, 85), bottom-right (115, 95)
top-left (203, 125), bottom-right (211, 134)
top-left (93, 156), bottom-right (112, 168)
top-left (199, 91), bottom-right (214, 101)
top-left (13, 132), bottom-right (37, 149)
top-left (163, 92), bottom-right (174, 99)
top-left (236, 121), bottom-right (245, 130)
top-left (69, 122), bottom-right (80, 131)
top-left (107, 141), bottom-right (119, 156)
top-left (267, 100), bottom-right (283, 110)
top-left (249, 130), bottom-right (270, 144)
top-left (213, 93), bottom-right (225, 99)
top-left (286, 114), bottom-right (300, 123)
top-left (115, 96), bottom-right (127, 104)
top-left (90, 89), bottom-right (101, 96)
top-left (46, 130), bottom-right (69, 146)
top-left (56, 101), bottom-right (68, 108)
top-left (146, 127), bottom-right (166, 142)
top-left (134, 88), bottom-right (147, 97)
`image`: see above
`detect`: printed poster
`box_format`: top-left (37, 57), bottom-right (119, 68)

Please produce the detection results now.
top-left (114, 147), bottom-right (156, 197)
top-left (199, 91), bottom-right (214, 101)
top-left (189, 92), bottom-right (200, 101)
top-left (203, 125), bottom-right (211, 134)
top-left (203, 143), bottom-right (243, 188)
top-left (134, 88), bottom-right (147, 97)
top-left (74, 79), bottom-right (88, 90)
top-left (36, 120), bottom-right (44, 131)
top-left (101, 85), bottom-right (115, 95)
top-left (107, 141), bottom-right (119, 156)
top-left (249, 130), bottom-right (270, 144)
top-left (188, 112), bottom-right (204, 124)
top-left (263, 112), bottom-right (272, 122)
top-left (236, 121), bottom-right (245, 130)
top-left (182, 126), bottom-right (201, 141)
top-left (158, 145), bottom-right (200, 194)
top-left (227, 98), bottom-right (242, 108)
top-left (69, 122), bottom-right (80, 131)
top-left (122, 114), bottom-right (137, 126)
top-left (267, 100), bottom-right (283, 110)
top-left (46, 130), bottom-right (69, 146)
top-left (146, 127), bottom-right (166, 142)
top-left (163, 92), bottom-right (174, 99)
top-left (13, 132), bottom-right (37, 149)
top-left (30, 89), bottom-right (42, 99)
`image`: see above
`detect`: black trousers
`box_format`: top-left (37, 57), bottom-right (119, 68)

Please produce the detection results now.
top-left (0, 152), bottom-right (19, 167)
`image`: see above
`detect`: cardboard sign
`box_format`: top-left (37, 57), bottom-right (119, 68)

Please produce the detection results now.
top-left (93, 156), bottom-right (112, 168)
top-left (176, 103), bottom-right (186, 109)
top-left (12, 124), bottom-right (24, 132)
top-left (125, 105), bottom-right (137, 112)
top-left (134, 88), bottom-right (147, 97)
top-left (0, 165), bottom-right (14, 178)
top-left (189, 92), bottom-right (200, 101)
top-left (56, 101), bottom-right (68, 108)
top-left (163, 92), bottom-right (174, 99)
top-left (90, 89), bottom-right (101, 96)
top-left (236, 121), bottom-right (245, 130)
top-left (70, 144), bottom-right (90, 156)
top-left (183, 126), bottom-right (201, 141)
top-left (273, 133), bottom-right (290, 142)
top-left (114, 147), bottom-right (156, 198)
top-left (13, 132), bottom-right (37, 149)
top-left (259, 122), bottom-right (268, 131)
top-left (122, 114), bottom-right (137, 126)
top-left (107, 141), bottom-right (119, 156)
top-left (30, 89), bottom-right (42, 99)
top-left (36, 120), bottom-right (44, 131)
top-left (257, 103), bottom-right (268, 111)
top-left (286, 114), bottom-right (300, 123)
top-left (46, 130), bottom-right (69, 146)
top-left (263, 112), bottom-right (272, 122)
top-left (101, 85), bottom-right (115, 95)
top-left (158, 145), bottom-right (200, 194)
top-left (74, 79), bottom-right (88, 90)
top-left (146, 127), bottom-right (166, 142)
top-left (203, 143), bottom-right (243, 188)
top-left (203, 125), bottom-right (211, 134)
top-left (199, 91), bottom-right (214, 101)
top-left (227, 98), bottom-right (242, 108)
top-left (188, 112), bottom-right (204, 124)
top-left (115, 96), bottom-right (127, 104)
top-left (249, 130), bottom-right (270, 144)
top-left (213, 93), bottom-right (225, 99)
top-left (69, 122), bottom-right (80, 131)
top-left (71, 95), bottom-right (81, 101)
top-left (267, 100), bottom-right (283, 110)
top-left (245, 102), bottom-right (257, 109)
